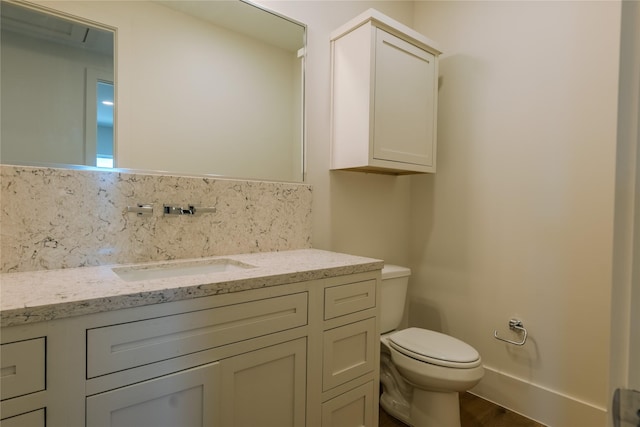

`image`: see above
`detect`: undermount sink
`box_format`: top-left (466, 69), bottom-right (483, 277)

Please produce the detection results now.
top-left (112, 259), bottom-right (256, 282)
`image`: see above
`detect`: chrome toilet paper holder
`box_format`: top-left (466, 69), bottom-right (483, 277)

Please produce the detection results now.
top-left (494, 318), bottom-right (528, 346)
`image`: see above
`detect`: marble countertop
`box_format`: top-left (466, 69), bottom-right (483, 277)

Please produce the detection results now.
top-left (1, 249), bottom-right (383, 327)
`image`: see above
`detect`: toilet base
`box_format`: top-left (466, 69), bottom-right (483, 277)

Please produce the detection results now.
top-left (380, 350), bottom-right (462, 427)
top-left (380, 392), bottom-right (412, 426)
top-left (379, 331), bottom-right (481, 427)
top-left (380, 351), bottom-right (412, 425)
top-left (410, 388), bottom-right (461, 427)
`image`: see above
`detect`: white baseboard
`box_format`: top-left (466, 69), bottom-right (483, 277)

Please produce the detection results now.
top-left (470, 366), bottom-right (608, 427)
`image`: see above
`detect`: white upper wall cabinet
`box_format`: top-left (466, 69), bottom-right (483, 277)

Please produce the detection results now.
top-left (330, 9), bottom-right (442, 175)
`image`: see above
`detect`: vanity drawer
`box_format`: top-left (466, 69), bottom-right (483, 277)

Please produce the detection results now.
top-left (322, 318), bottom-right (376, 391)
top-left (87, 292), bottom-right (308, 378)
top-left (1, 338), bottom-right (46, 401)
top-left (324, 279), bottom-right (376, 320)
top-left (321, 381), bottom-right (374, 427)
top-left (1, 409), bottom-right (45, 427)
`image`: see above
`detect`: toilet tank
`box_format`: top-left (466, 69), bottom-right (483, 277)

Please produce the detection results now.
top-left (380, 264), bottom-right (411, 334)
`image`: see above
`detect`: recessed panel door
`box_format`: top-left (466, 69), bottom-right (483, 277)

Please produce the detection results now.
top-left (86, 362), bottom-right (220, 427)
top-left (219, 338), bottom-right (307, 427)
top-left (373, 28), bottom-right (436, 167)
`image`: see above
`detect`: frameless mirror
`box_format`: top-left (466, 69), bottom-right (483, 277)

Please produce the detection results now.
top-left (0, 0), bottom-right (306, 182)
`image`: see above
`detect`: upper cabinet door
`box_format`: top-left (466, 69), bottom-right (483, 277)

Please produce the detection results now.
top-left (330, 9), bottom-right (441, 175)
top-left (373, 29), bottom-right (436, 169)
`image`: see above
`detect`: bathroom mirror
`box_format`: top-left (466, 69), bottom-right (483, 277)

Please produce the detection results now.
top-left (0, 0), bottom-right (306, 182)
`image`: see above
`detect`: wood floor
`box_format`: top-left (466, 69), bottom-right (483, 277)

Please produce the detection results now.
top-left (379, 392), bottom-right (547, 427)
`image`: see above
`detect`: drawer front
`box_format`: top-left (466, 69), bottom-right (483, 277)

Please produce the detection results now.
top-left (0, 338), bottom-right (46, 401)
top-left (322, 318), bottom-right (375, 391)
top-left (87, 292), bottom-right (308, 378)
top-left (321, 381), bottom-right (374, 427)
top-left (1, 409), bottom-right (45, 427)
top-left (324, 279), bottom-right (376, 320)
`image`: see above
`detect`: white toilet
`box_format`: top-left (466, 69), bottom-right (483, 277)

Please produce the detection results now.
top-left (379, 265), bottom-right (484, 427)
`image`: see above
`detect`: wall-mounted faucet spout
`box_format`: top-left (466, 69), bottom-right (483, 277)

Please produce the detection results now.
top-left (192, 206), bottom-right (216, 215)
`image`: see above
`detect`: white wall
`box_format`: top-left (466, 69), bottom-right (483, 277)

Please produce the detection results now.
top-left (411, 2), bottom-right (621, 426)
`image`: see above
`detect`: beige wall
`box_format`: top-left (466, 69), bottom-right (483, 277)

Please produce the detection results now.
top-left (411, 1), bottom-right (621, 426)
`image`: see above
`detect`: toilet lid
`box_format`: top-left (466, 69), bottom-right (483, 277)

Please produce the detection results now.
top-left (389, 328), bottom-right (481, 368)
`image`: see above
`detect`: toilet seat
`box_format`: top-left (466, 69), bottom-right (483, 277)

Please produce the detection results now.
top-left (389, 328), bottom-right (481, 369)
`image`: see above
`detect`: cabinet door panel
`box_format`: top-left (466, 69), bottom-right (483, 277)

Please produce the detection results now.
top-left (373, 28), bottom-right (435, 167)
top-left (219, 338), bottom-right (306, 427)
top-left (321, 381), bottom-right (374, 427)
top-left (86, 362), bottom-right (219, 427)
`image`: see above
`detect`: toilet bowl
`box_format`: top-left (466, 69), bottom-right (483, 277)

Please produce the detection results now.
top-left (379, 265), bottom-right (484, 427)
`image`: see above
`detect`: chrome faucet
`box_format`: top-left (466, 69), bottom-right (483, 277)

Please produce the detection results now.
top-left (163, 205), bottom-right (192, 215)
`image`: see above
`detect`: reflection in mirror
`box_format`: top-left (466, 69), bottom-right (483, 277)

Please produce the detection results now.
top-left (0, 0), bottom-right (306, 183)
top-left (1, 1), bottom-right (114, 167)
top-left (96, 81), bottom-right (114, 167)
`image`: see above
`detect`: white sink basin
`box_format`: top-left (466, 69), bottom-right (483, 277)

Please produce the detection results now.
top-left (112, 259), bottom-right (255, 282)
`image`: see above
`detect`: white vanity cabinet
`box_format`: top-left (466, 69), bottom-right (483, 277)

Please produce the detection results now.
top-left (84, 288), bottom-right (309, 427)
top-left (330, 9), bottom-right (442, 175)
top-left (0, 264), bottom-right (382, 427)
top-left (86, 338), bottom-right (307, 427)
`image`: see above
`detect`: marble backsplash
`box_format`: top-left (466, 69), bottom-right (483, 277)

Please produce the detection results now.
top-left (0, 165), bottom-right (312, 273)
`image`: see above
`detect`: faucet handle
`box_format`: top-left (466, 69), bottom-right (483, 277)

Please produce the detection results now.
top-left (126, 204), bottom-right (153, 217)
